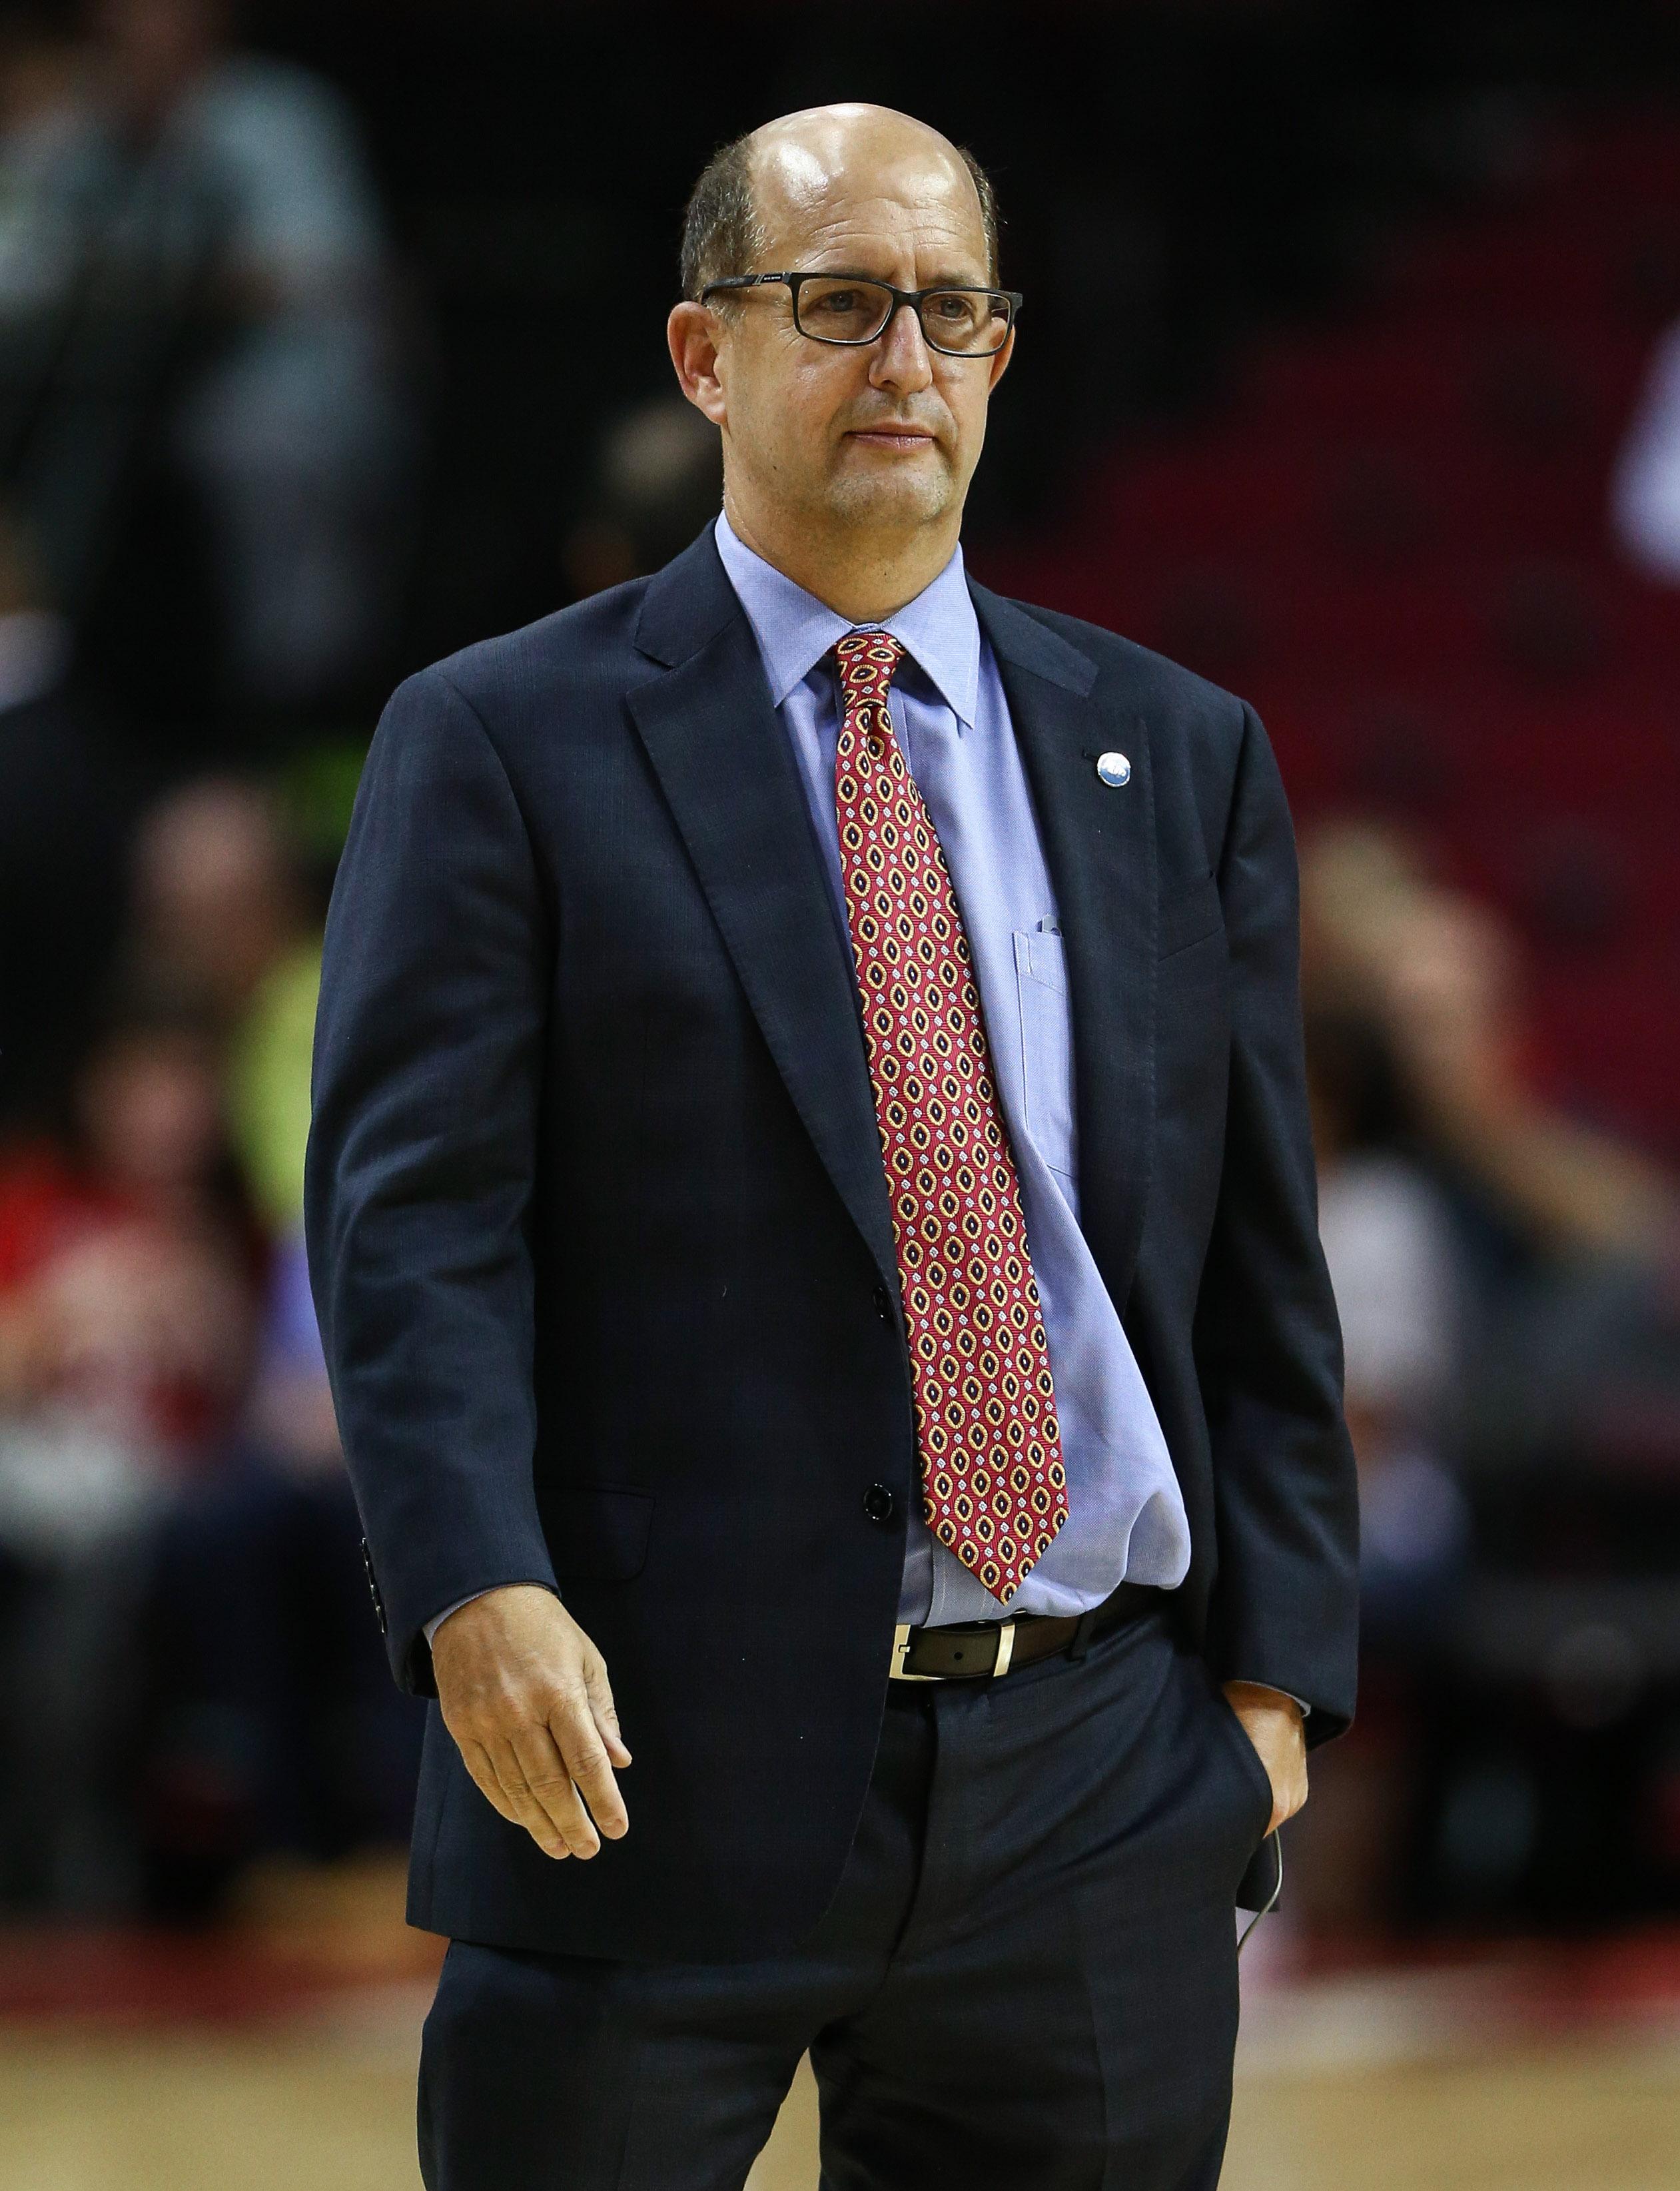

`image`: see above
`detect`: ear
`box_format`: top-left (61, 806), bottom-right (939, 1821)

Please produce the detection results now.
top-left (985, 322), bottom-right (1016, 395)
top-left (668, 301), bottom-right (728, 428)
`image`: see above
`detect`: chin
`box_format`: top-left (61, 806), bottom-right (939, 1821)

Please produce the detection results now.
top-left (826, 466), bottom-right (955, 529)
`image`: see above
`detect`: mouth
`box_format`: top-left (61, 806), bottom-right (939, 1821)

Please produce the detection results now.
top-left (844, 426), bottom-right (938, 453)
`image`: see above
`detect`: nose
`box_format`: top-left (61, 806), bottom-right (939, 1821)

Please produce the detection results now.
top-left (868, 298), bottom-right (934, 395)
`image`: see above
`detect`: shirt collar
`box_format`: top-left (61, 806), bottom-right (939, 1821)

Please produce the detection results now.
top-left (713, 509), bottom-right (981, 730)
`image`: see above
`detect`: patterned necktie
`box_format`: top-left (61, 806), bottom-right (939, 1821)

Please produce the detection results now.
top-left (832, 630), bottom-right (1068, 1604)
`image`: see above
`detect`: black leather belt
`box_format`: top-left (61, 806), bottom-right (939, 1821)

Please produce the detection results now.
top-left (889, 1579), bottom-right (1168, 1682)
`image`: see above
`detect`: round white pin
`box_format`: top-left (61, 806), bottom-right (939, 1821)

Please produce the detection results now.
top-left (1096, 751), bottom-right (1131, 787)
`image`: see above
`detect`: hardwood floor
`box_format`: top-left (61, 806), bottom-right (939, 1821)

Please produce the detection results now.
top-left (2, 2000), bottom-right (1677, 2190)
top-left (3, 1881), bottom-right (1677, 2191)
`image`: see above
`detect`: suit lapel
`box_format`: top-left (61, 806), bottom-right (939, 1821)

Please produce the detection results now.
top-left (624, 538), bottom-right (1160, 1318)
top-left (971, 582), bottom-right (1159, 1314)
top-left (627, 536), bottom-right (900, 1294)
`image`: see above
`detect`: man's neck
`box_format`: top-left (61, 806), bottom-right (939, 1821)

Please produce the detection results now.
top-left (721, 492), bottom-right (959, 624)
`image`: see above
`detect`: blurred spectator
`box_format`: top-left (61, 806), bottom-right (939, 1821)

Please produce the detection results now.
top-left (1290, 821), bottom-right (1680, 1935)
top-left (0, 0), bottom-right (416, 717)
top-left (562, 394), bottom-right (723, 597)
top-left (0, 734), bottom-right (400, 1915)
top-left (120, 773), bottom-right (322, 1237)
top-left (0, 989), bottom-right (260, 1444)
top-left (124, 775), bottom-right (305, 1025)
top-left (1300, 823), bottom-right (1675, 1263)
top-left (1286, 1002), bottom-right (1466, 1936)
top-left (0, 499), bottom-right (147, 1136)
top-left (1611, 316), bottom-right (1680, 582)
top-left (224, 927), bottom-right (318, 1240)
top-left (0, 987), bottom-right (258, 1909)
top-left (1308, 1009), bottom-right (1470, 1649)
top-left (1294, 1005), bottom-right (1471, 1937)
top-left (141, 1235), bottom-right (422, 1918)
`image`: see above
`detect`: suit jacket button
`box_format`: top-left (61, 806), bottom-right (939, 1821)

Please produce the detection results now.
top-left (863, 1482), bottom-right (897, 1525)
top-left (872, 1284), bottom-right (894, 1324)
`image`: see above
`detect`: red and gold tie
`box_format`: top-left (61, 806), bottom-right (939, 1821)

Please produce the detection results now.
top-left (833, 630), bottom-right (1068, 1603)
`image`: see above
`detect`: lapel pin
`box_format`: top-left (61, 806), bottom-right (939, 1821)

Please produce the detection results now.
top-left (1095, 751), bottom-right (1131, 787)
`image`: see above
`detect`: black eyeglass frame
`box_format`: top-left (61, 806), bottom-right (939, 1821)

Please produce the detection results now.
top-left (697, 270), bottom-right (1024, 356)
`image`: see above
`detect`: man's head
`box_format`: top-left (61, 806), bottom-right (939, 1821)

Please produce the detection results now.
top-left (667, 105), bottom-right (1013, 601)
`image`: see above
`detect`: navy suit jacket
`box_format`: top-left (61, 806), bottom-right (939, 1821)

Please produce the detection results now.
top-left (304, 528), bottom-right (1359, 1960)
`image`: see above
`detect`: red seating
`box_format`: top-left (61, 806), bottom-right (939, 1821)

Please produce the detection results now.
top-left (990, 116), bottom-right (1680, 1150)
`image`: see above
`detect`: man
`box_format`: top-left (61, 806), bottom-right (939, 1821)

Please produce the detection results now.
top-left (306, 103), bottom-right (1358, 2191)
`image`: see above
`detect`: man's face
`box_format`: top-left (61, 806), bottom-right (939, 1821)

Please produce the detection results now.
top-left (703, 118), bottom-right (1013, 540)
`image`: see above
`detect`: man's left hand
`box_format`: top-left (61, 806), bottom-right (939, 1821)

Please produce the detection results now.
top-left (1220, 1681), bottom-right (1308, 1835)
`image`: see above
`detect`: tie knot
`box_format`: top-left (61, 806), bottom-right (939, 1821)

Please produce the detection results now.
top-left (834, 630), bottom-right (905, 709)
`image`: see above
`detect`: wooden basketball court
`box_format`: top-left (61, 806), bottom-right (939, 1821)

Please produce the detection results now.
top-left (3, 2001), bottom-right (1677, 2190)
top-left (2, 1861), bottom-right (1677, 2189)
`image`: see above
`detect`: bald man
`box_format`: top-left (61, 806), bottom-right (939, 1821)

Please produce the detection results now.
top-left (306, 105), bottom-right (1359, 2191)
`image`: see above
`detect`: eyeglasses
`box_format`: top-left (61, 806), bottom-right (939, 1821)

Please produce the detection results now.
top-left (698, 271), bottom-right (1023, 357)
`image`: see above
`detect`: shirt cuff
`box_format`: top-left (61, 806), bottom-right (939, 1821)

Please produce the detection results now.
top-left (422, 1593), bottom-right (488, 1647)
top-left (422, 1581), bottom-right (565, 1647)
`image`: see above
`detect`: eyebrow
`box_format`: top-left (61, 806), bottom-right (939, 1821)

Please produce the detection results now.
top-left (795, 262), bottom-right (994, 288)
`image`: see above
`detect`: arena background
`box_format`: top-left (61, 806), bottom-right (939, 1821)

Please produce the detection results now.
top-left (5, 1), bottom-right (1680, 2184)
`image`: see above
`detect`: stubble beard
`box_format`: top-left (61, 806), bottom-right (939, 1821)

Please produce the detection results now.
top-left (822, 448), bottom-right (958, 535)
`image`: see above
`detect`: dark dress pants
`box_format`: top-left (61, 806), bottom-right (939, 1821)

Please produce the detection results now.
top-left (418, 1607), bottom-right (1276, 2191)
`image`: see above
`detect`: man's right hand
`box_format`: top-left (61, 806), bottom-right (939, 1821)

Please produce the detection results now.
top-left (431, 1585), bottom-right (631, 1861)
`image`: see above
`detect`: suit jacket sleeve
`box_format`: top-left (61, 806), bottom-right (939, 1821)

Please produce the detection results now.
top-left (304, 665), bottom-right (559, 1694)
top-left (1194, 701), bottom-right (1360, 1744)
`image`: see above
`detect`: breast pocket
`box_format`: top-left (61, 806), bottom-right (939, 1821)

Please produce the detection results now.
top-left (1013, 926), bottom-right (1077, 1188)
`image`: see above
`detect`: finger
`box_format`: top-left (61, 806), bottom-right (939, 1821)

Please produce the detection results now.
top-left (484, 1736), bottom-right (572, 1861)
top-left (466, 1737), bottom-right (570, 1857)
top-left (460, 1739), bottom-right (514, 1819)
top-left (550, 1691), bottom-right (630, 1841)
top-left (458, 1738), bottom-right (523, 1828)
top-left (584, 1660), bottom-right (632, 1767)
top-left (510, 1721), bottom-right (603, 1859)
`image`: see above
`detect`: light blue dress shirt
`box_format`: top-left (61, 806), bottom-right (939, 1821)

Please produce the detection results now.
top-left (714, 512), bottom-right (1191, 1627)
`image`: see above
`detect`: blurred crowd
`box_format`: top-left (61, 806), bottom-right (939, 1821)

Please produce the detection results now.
top-left (1296, 819), bottom-right (1680, 1938)
top-left (0, 0), bottom-right (424, 1919)
top-left (0, 765), bottom-right (424, 1914)
top-left (0, 0), bottom-right (414, 745)
top-left (1, 0), bottom-right (1678, 1950)
top-left (0, 0), bottom-right (739, 1927)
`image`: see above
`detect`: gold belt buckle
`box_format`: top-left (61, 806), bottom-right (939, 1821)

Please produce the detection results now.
top-left (890, 1623), bottom-right (941, 1681)
top-left (891, 1619), bottom-right (1017, 1681)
